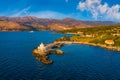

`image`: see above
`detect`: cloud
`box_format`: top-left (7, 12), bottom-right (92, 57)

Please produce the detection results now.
top-left (77, 0), bottom-right (120, 21)
top-left (11, 9), bottom-right (73, 19)
top-left (29, 11), bottom-right (70, 19)
top-left (11, 6), bottom-right (31, 17)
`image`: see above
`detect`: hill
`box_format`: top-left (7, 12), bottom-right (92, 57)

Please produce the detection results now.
top-left (0, 21), bottom-right (29, 31)
top-left (0, 16), bottom-right (119, 31)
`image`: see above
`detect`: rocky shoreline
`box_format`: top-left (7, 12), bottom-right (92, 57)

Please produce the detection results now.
top-left (54, 41), bottom-right (120, 52)
top-left (32, 43), bottom-right (64, 64)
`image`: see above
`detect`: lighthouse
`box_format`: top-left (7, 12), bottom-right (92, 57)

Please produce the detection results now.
top-left (37, 43), bottom-right (46, 54)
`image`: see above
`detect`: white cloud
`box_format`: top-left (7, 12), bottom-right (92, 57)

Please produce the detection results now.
top-left (77, 0), bottom-right (120, 21)
top-left (11, 9), bottom-right (73, 19)
top-left (11, 6), bottom-right (31, 17)
top-left (29, 11), bottom-right (70, 19)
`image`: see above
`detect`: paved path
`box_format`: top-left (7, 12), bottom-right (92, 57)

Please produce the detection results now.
top-left (45, 43), bottom-right (64, 49)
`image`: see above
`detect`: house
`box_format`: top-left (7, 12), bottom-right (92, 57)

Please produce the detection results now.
top-left (113, 34), bottom-right (120, 36)
top-left (85, 34), bottom-right (95, 37)
top-left (105, 40), bottom-right (114, 45)
top-left (77, 31), bottom-right (83, 34)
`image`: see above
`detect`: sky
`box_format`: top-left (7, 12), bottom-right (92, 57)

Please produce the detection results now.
top-left (0, 0), bottom-right (120, 22)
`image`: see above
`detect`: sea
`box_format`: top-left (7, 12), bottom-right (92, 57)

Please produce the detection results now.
top-left (0, 31), bottom-right (120, 80)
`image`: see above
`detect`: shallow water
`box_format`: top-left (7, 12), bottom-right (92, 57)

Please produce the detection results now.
top-left (0, 31), bottom-right (120, 80)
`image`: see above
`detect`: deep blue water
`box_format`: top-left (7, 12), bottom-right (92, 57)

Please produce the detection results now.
top-left (0, 31), bottom-right (120, 80)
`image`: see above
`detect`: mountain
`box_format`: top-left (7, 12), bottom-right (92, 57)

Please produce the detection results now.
top-left (81, 21), bottom-right (118, 26)
top-left (0, 21), bottom-right (29, 31)
top-left (0, 16), bottom-right (119, 31)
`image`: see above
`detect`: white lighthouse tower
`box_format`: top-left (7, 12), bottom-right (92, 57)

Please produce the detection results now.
top-left (37, 43), bottom-right (46, 54)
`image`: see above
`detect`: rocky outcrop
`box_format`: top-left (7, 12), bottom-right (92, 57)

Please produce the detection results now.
top-left (33, 50), bottom-right (53, 64)
top-left (32, 43), bottom-right (64, 64)
top-left (48, 49), bottom-right (63, 54)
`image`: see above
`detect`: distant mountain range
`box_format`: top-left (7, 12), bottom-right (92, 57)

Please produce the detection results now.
top-left (0, 16), bottom-right (119, 31)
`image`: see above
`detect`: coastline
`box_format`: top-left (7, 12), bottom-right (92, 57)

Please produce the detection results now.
top-left (32, 43), bottom-right (64, 64)
top-left (54, 41), bottom-right (120, 52)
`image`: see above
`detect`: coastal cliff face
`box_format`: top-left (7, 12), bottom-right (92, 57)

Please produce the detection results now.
top-left (0, 16), bottom-right (118, 31)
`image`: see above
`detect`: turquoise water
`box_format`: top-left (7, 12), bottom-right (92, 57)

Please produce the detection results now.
top-left (0, 31), bottom-right (120, 80)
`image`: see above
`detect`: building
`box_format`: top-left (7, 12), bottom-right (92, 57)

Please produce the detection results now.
top-left (85, 34), bottom-right (95, 37)
top-left (37, 43), bottom-right (46, 54)
top-left (105, 40), bottom-right (115, 45)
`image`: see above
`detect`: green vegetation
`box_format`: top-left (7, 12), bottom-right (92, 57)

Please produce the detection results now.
top-left (56, 25), bottom-right (120, 47)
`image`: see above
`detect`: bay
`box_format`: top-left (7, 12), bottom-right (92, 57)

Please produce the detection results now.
top-left (0, 31), bottom-right (120, 80)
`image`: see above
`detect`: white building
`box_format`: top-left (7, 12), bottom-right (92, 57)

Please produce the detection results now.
top-left (38, 43), bottom-right (46, 54)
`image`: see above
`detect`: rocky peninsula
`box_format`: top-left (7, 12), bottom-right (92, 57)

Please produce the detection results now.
top-left (32, 43), bottom-right (64, 64)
